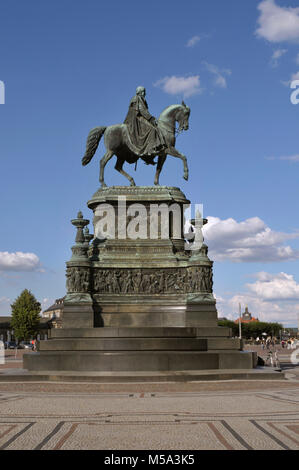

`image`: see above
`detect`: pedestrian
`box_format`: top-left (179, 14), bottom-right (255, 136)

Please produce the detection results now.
top-left (273, 351), bottom-right (280, 369)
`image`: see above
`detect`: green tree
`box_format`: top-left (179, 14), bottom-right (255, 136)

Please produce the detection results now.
top-left (218, 320), bottom-right (239, 337)
top-left (243, 321), bottom-right (283, 339)
top-left (11, 289), bottom-right (41, 341)
top-left (217, 319), bottom-right (283, 339)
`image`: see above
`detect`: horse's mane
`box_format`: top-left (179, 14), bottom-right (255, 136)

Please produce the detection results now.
top-left (158, 104), bottom-right (184, 120)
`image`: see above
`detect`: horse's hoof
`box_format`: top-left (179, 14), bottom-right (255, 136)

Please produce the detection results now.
top-left (130, 182), bottom-right (136, 187)
top-left (183, 175), bottom-right (189, 181)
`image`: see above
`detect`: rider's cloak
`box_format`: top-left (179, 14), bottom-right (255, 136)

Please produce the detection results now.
top-left (124, 95), bottom-right (167, 162)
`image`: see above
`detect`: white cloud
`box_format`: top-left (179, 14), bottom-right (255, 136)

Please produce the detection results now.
top-left (216, 272), bottom-right (299, 326)
top-left (203, 62), bottom-right (231, 88)
top-left (256, 0), bottom-right (299, 43)
top-left (281, 70), bottom-right (299, 86)
top-left (186, 35), bottom-right (201, 47)
top-left (270, 48), bottom-right (288, 66)
top-left (202, 216), bottom-right (299, 262)
top-left (281, 154), bottom-right (299, 161)
top-left (154, 75), bottom-right (201, 98)
top-left (272, 48), bottom-right (287, 60)
top-left (291, 71), bottom-right (299, 81)
top-left (214, 75), bottom-right (227, 88)
top-left (0, 252), bottom-right (42, 272)
top-left (267, 153), bottom-right (299, 161)
top-left (223, 293), bottom-right (299, 326)
top-left (246, 272), bottom-right (299, 300)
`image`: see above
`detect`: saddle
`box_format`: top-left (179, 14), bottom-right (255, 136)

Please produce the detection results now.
top-left (122, 124), bottom-right (158, 165)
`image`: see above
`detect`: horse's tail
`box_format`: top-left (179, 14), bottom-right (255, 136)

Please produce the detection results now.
top-left (82, 126), bottom-right (106, 166)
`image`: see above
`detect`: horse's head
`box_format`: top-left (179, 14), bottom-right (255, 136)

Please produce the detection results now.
top-left (177, 101), bottom-right (190, 132)
top-left (158, 102), bottom-right (191, 135)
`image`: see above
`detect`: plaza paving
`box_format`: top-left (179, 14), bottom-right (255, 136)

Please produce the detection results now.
top-left (0, 348), bottom-right (298, 450)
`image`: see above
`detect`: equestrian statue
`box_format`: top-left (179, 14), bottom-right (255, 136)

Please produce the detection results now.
top-left (82, 86), bottom-right (190, 187)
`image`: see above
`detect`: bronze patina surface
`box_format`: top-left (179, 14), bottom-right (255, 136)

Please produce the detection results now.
top-left (23, 89), bottom-right (260, 376)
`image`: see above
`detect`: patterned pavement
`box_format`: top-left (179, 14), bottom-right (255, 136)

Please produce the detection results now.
top-left (0, 384), bottom-right (298, 450)
top-left (0, 347), bottom-right (299, 450)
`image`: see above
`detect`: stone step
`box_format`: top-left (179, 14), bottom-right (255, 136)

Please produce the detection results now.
top-left (205, 338), bottom-right (241, 350)
top-left (41, 337), bottom-right (241, 352)
top-left (23, 350), bottom-right (256, 372)
top-left (98, 312), bottom-right (217, 328)
top-left (97, 304), bottom-right (217, 313)
top-left (49, 326), bottom-right (232, 339)
top-left (0, 367), bottom-right (285, 383)
top-left (39, 337), bottom-right (208, 351)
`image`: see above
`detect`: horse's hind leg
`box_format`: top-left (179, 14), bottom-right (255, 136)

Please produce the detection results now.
top-left (154, 154), bottom-right (166, 185)
top-left (115, 158), bottom-right (136, 186)
top-left (100, 150), bottom-right (114, 187)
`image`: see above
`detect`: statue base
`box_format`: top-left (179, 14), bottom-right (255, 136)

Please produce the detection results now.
top-left (23, 186), bottom-right (258, 374)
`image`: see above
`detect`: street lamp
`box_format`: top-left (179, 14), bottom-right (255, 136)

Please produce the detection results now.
top-left (238, 303), bottom-right (242, 339)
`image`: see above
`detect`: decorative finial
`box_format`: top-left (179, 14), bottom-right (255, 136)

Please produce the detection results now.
top-left (84, 226), bottom-right (94, 245)
top-left (69, 211), bottom-right (90, 260)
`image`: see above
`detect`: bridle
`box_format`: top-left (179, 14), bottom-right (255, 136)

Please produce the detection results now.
top-left (158, 116), bottom-right (187, 137)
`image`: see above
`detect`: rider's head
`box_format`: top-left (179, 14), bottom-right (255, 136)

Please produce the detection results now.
top-left (136, 86), bottom-right (146, 97)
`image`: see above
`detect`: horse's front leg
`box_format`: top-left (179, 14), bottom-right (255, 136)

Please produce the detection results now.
top-left (166, 147), bottom-right (189, 181)
top-left (154, 154), bottom-right (167, 185)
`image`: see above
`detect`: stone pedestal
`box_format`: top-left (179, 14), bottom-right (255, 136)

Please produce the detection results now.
top-left (87, 186), bottom-right (216, 329)
top-left (23, 186), bottom-right (257, 375)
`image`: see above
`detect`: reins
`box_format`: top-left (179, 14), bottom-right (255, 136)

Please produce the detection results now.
top-left (158, 119), bottom-right (183, 136)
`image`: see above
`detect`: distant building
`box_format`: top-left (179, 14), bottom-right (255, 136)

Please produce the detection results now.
top-left (42, 297), bottom-right (64, 321)
top-left (0, 297), bottom-right (65, 341)
top-left (234, 306), bottom-right (259, 324)
top-left (283, 327), bottom-right (298, 338)
top-left (0, 316), bottom-right (49, 342)
top-left (42, 297), bottom-right (64, 328)
top-left (0, 316), bottom-right (12, 342)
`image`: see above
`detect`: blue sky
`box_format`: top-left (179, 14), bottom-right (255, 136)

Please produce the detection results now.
top-left (1, 0), bottom-right (299, 326)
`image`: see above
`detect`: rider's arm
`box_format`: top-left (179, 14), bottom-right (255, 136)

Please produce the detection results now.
top-left (137, 97), bottom-right (154, 122)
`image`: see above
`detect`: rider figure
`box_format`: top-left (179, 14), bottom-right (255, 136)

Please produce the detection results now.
top-left (124, 86), bottom-right (167, 165)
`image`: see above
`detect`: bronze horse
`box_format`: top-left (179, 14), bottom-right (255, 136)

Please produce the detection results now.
top-left (82, 102), bottom-right (190, 187)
